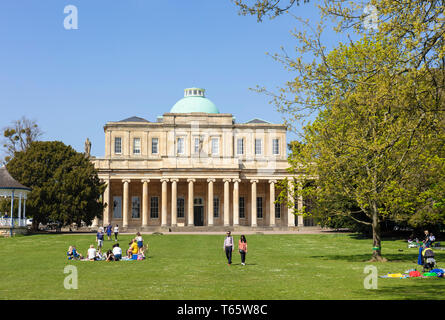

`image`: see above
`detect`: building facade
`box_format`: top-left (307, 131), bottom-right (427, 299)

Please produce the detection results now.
top-left (92, 88), bottom-right (304, 231)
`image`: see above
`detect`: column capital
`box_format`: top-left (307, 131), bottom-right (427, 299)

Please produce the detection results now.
top-left (170, 178), bottom-right (179, 183)
top-left (223, 178), bottom-right (232, 183)
top-left (250, 179), bottom-right (259, 184)
top-left (268, 179), bottom-right (277, 184)
top-left (187, 178), bottom-right (196, 183)
top-left (232, 178), bottom-right (241, 183)
top-left (122, 179), bottom-right (131, 184)
top-left (207, 178), bottom-right (216, 183)
top-left (160, 178), bottom-right (169, 183)
top-left (141, 179), bottom-right (150, 184)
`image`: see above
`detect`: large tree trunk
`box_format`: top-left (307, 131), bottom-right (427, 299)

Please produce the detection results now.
top-left (370, 202), bottom-right (387, 262)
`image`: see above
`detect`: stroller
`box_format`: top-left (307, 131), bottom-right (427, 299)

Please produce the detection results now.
top-left (422, 247), bottom-right (437, 272)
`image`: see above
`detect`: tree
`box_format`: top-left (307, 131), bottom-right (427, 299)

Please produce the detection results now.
top-left (2, 116), bottom-right (43, 163)
top-left (6, 141), bottom-right (106, 230)
top-left (232, 0), bottom-right (309, 21)
top-left (232, 1), bottom-right (445, 261)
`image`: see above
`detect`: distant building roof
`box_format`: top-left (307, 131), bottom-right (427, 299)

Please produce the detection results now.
top-left (0, 167), bottom-right (31, 191)
top-left (245, 118), bottom-right (271, 124)
top-left (118, 116), bottom-right (149, 123)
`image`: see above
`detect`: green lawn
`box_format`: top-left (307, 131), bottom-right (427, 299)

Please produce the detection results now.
top-left (0, 233), bottom-right (444, 300)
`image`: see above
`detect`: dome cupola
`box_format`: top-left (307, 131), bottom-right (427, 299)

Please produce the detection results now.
top-left (170, 88), bottom-right (219, 114)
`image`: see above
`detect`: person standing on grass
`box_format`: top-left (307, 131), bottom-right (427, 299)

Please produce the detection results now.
top-left (106, 223), bottom-right (112, 241)
top-left (223, 231), bottom-right (234, 266)
top-left (114, 224), bottom-right (119, 241)
top-left (238, 235), bottom-right (248, 266)
top-left (136, 232), bottom-right (144, 254)
top-left (96, 228), bottom-right (104, 253)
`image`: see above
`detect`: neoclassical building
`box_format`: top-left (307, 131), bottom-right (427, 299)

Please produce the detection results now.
top-left (92, 88), bottom-right (306, 231)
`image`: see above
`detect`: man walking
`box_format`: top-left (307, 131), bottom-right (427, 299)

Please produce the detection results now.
top-left (223, 231), bottom-right (234, 266)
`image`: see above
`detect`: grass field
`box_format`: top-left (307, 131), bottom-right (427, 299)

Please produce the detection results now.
top-left (0, 232), bottom-right (444, 300)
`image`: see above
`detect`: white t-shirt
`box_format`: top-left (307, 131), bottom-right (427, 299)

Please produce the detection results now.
top-left (114, 226), bottom-right (119, 233)
top-left (112, 247), bottom-right (122, 256)
top-left (87, 247), bottom-right (96, 260)
top-left (136, 236), bottom-right (143, 242)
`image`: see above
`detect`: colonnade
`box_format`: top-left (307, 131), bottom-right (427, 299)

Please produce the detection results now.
top-left (100, 177), bottom-right (303, 229)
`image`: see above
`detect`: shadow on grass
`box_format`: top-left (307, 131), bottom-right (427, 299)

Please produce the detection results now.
top-left (310, 253), bottom-right (420, 263)
top-left (360, 279), bottom-right (445, 300)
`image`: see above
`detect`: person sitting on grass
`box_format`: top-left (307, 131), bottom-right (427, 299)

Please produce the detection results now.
top-left (112, 243), bottom-right (122, 261)
top-left (105, 249), bottom-right (115, 262)
top-left (72, 246), bottom-right (83, 260)
top-left (67, 246), bottom-right (75, 260)
top-left (127, 239), bottom-right (139, 259)
top-left (87, 244), bottom-right (97, 261)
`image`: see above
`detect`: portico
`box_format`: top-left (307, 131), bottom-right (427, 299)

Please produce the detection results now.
top-left (99, 176), bottom-right (301, 229)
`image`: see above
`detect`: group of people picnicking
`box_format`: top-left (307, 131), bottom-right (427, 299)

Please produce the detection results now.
top-left (67, 228), bottom-right (249, 265)
top-left (67, 226), bottom-right (147, 262)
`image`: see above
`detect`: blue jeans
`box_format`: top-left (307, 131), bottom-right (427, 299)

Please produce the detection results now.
top-left (225, 246), bottom-right (233, 264)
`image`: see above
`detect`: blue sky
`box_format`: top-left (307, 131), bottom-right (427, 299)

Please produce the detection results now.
top-left (0, 0), bottom-right (329, 158)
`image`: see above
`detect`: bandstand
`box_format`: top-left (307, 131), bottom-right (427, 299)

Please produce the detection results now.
top-left (0, 166), bottom-right (31, 236)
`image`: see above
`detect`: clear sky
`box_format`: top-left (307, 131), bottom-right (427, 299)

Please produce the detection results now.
top-left (0, 0), bottom-right (328, 158)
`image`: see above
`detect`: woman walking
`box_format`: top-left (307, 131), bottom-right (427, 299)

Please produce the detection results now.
top-left (238, 235), bottom-right (248, 265)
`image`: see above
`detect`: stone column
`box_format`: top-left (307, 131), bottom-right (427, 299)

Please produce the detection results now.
top-left (297, 182), bottom-right (304, 226)
top-left (122, 179), bottom-right (131, 228)
top-left (18, 193), bottom-right (22, 226)
top-left (250, 179), bottom-right (258, 227)
top-left (287, 178), bottom-right (296, 227)
top-left (207, 178), bottom-right (215, 226)
top-left (101, 179), bottom-right (110, 226)
top-left (141, 179), bottom-right (150, 227)
top-left (269, 180), bottom-right (277, 227)
top-left (223, 178), bottom-right (231, 226)
top-left (171, 178), bottom-right (179, 227)
top-left (187, 178), bottom-right (195, 226)
top-left (161, 178), bottom-right (169, 227)
top-left (232, 178), bottom-right (240, 226)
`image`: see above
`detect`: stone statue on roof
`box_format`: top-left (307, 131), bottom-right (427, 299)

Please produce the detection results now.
top-left (84, 138), bottom-right (91, 158)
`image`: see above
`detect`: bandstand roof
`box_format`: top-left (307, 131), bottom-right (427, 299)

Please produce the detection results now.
top-left (0, 166), bottom-right (31, 198)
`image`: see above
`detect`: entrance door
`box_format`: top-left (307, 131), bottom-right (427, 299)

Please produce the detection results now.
top-left (194, 197), bottom-right (204, 226)
top-left (113, 196), bottom-right (122, 218)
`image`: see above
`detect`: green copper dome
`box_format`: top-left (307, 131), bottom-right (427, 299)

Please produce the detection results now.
top-left (170, 88), bottom-right (219, 114)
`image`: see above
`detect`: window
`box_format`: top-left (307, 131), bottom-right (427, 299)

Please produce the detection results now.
top-left (255, 139), bottom-right (262, 155)
top-left (275, 201), bottom-right (281, 219)
top-left (113, 196), bottom-right (122, 218)
top-left (177, 198), bottom-right (185, 218)
top-left (211, 138), bottom-right (219, 155)
top-left (237, 138), bottom-right (244, 155)
top-left (194, 137), bottom-right (200, 154)
top-left (114, 137), bottom-right (122, 154)
top-left (177, 137), bottom-right (185, 154)
top-left (239, 197), bottom-right (245, 218)
top-left (257, 197), bottom-right (263, 218)
top-left (150, 197), bottom-right (159, 218)
top-left (152, 138), bottom-right (159, 154)
top-left (272, 138), bottom-right (280, 155)
top-left (133, 138), bottom-right (141, 155)
top-left (213, 197), bottom-right (220, 218)
top-left (131, 196), bottom-right (140, 218)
